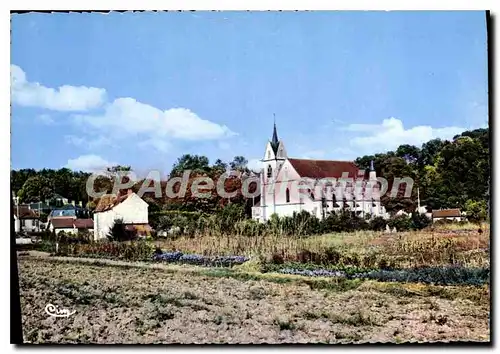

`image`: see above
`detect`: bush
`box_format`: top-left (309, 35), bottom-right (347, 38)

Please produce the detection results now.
top-left (464, 199), bottom-right (487, 223)
top-left (410, 212), bottom-right (432, 230)
top-left (61, 241), bottom-right (156, 261)
top-left (388, 215), bottom-right (412, 231)
top-left (369, 216), bottom-right (387, 231)
top-left (107, 219), bottom-right (135, 242)
top-left (58, 230), bottom-right (91, 244)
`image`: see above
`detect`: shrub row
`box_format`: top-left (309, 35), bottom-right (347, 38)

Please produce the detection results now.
top-left (150, 205), bottom-right (433, 238)
top-left (58, 241), bottom-right (156, 261)
top-left (154, 250), bottom-right (248, 267)
top-left (275, 265), bottom-right (489, 286)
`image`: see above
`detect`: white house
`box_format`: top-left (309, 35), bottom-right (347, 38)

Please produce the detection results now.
top-left (48, 218), bottom-right (94, 235)
top-left (13, 204), bottom-right (41, 233)
top-left (432, 208), bottom-right (464, 223)
top-left (252, 123), bottom-right (388, 222)
top-left (93, 189), bottom-right (150, 240)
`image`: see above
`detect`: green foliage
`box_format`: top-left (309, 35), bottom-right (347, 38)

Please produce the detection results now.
top-left (369, 216), bottom-right (386, 231)
top-left (17, 175), bottom-right (55, 203)
top-left (12, 127), bottom-right (490, 229)
top-left (38, 212), bottom-right (48, 223)
top-left (86, 201), bottom-right (96, 211)
top-left (356, 128), bottom-right (489, 213)
top-left (12, 168), bottom-right (91, 205)
top-left (61, 241), bottom-right (156, 261)
top-left (464, 199), bottom-right (487, 223)
top-left (410, 212), bottom-right (432, 230)
top-left (169, 154), bottom-right (211, 177)
top-left (107, 219), bottom-right (135, 242)
top-left (58, 230), bottom-right (91, 245)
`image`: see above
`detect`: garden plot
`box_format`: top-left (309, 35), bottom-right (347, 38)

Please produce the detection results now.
top-left (18, 257), bottom-right (489, 344)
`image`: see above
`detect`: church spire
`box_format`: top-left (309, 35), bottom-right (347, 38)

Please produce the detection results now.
top-left (271, 114), bottom-right (279, 154)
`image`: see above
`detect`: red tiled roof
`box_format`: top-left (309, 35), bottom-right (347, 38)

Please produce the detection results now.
top-left (74, 219), bottom-right (94, 229)
top-left (94, 193), bottom-right (131, 213)
top-left (50, 218), bottom-right (75, 228)
top-left (432, 209), bottom-right (462, 218)
top-left (13, 206), bottom-right (39, 219)
top-left (288, 159), bottom-right (360, 179)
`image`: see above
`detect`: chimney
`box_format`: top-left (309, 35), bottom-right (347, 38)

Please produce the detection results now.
top-left (127, 189), bottom-right (133, 196)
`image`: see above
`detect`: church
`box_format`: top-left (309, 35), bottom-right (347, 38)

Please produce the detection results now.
top-left (251, 123), bottom-right (388, 222)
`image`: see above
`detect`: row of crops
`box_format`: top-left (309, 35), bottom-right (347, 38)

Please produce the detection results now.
top-left (153, 251), bottom-right (249, 267)
top-left (153, 250), bottom-right (489, 286)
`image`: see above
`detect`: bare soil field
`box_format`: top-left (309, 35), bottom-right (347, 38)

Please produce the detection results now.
top-left (17, 255), bottom-right (489, 344)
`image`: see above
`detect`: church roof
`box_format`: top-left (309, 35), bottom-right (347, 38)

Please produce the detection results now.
top-left (270, 122), bottom-right (279, 154)
top-left (288, 158), bottom-right (359, 179)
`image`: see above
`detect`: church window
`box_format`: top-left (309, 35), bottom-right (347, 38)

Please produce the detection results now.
top-left (286, 188), bottom-right (290, 203)
top-left (268, 151), bottom-right (271, 159)
top-left (267, 165), bottom-right (272, 178)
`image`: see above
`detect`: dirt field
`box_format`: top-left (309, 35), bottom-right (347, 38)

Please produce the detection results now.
top-left (17, 256), bottom-right (490, 344)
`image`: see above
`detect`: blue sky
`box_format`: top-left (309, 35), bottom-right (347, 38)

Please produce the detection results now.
top-left (11, 11), bottom-right (488, 176)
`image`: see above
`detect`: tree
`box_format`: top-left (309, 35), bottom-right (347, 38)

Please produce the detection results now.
top-left (212, 159), bottom-right (228, 174)
top-left (229, 156), bottom-right (248, 171)
top-left (106, 165), bottom-right (132, 175)
top-left (169, 154), bottom-right (210, 177)
top-left (434, 136), bottom-right (488, 209)
top-left (11, 169), bottom-right (37, 195)
top-left (464, 199), bottom-right (487, 223)
top-left (17, 176), bottom-right (55, 203)
top-left (396, 144), bottom-right (421, 164)
top-left (107, 218), bottom-right (134, 242)
top-left (418, 138), bottom-right (445, 167)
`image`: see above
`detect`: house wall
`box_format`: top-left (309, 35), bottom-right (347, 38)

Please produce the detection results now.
top-left (93, 194), bottom-right (149, 240)
top-left (112, 194), bottom-right (149, 224)
top-left (255, 158), bottom-right (387, 222)
top-left (54, 227), bottom-right (77, 235)
top-left (433, 216), bottom-right (462, 223)
top-left (94, 209), bottom-right (116, 240)
top-left (15, 217), bottom-right (40, 233)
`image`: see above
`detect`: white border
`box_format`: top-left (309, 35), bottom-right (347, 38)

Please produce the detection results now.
top-left (2, 2), bottom-right (497, 353)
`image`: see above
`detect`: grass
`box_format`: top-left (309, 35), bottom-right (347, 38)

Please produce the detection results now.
top-left (153, 225), bottom-right (489, 269)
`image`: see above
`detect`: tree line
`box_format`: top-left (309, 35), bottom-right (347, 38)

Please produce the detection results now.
top-left (11, 128), bottom-right (489, 221)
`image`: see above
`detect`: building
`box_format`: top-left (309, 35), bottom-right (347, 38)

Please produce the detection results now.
top-left (48, 218), bottom-right (94, 235)
top-left (252, 123), bottom-right (388, 222)
top-left (93, 189), bottom-right (151, 240)
top-left (432, 208), bottom-right (464, 223)
top-left (13, 204), bottom-right (41, 233)
top-left (48, 204), bottom-right (90, 220)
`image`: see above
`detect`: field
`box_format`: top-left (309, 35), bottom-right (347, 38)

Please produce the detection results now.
top-left (17, 225), bottom-right (490, 344)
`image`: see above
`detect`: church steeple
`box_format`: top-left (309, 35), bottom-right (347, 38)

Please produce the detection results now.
top-left (271, 115), bottom-right (279, 154)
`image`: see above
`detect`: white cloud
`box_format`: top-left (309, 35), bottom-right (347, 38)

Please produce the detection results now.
top-left (347, 117), bottom-right (465, 154)
top-left (74, 97), bottom-right (235, 152)
top-left (137, 138), bottom-right (172, 153)
top-left (65, 154), bottom-right (116, 173)
top-left (36, 114), bottom-right (55, 125)
top-left (247, 158), bottom-right (263, 172)
top-left (64, 135), bottom-right (113, 149)
top-left (11, 64), bottom-right (106, 111)
top-left (299, 149), bottom-right (326, 160)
